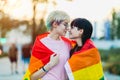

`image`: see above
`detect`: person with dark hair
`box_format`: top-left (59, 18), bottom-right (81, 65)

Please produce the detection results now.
top-left (8, 43), bottom-right (18, 74)
top-left (21, 43), bottom-right (32, 73)
top-left (65, 18), bottom-right (105, 80)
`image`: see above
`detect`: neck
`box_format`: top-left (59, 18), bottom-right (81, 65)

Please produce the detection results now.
top-left (76, 38), bottom-right (82, 47)
top-left (48, 32), bottom-right (60, 40)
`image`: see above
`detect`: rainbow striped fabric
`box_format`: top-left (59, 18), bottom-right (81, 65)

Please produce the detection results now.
top-left (23, 32), bottom-right (54, 80)
top-left (65, 39), bottom-right (105, 80)
top-left (23, 32), bottom-right (71, 80)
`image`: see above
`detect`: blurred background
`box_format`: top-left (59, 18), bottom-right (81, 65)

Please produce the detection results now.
top-left (0, 0), bottom-right (120, 80)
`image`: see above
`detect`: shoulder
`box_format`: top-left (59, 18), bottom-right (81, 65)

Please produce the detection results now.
top-left (61, 36), bottom-right (76, 48)
top-left (37, 32), bottom-right (50, 40)
top-left (61, 36), bottom-right (71, 44)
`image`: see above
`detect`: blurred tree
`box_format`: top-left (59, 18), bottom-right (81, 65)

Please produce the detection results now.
top-left (0, 0), bottom-right (19, 38)
top-left (19, 20), bottom-right (31, 35)
top-left (111, 8), bottom-right (120, 40)
top-left (116, 17), bottom-right (120, 39)
top-left (32, 0), bottom-right (57, 44)
top-left (0, 15), bottom-right (19, 37)
top-left (35, 19), bottom-right (47, 36)
top-left (0, 11), bottom-right (30, 38)
top-left (111, 8), bottom-right (117, 40)
top-left (0, 0), bottom-right (74, 43)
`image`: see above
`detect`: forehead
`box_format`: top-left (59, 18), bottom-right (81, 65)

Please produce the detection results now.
top-left (70, 26), bottom-right (79, 30)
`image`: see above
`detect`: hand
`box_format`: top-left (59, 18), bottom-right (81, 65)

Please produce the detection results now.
top-left (49, 53), bottom-right (59, 68)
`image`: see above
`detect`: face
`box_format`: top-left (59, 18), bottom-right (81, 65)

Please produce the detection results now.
top-left (69, 26), bottom-right (83, 39)
top-left (56, 20), bottom-right (69, 36)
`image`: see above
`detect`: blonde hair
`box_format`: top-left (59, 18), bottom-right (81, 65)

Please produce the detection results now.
top-left (46, 10), bottom-right (70, 30)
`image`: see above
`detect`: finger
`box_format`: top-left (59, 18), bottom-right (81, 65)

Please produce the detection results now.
top-left (51, 53), bottom-right (57, 57)
top-left (53, 54), bottom-right (57, 57)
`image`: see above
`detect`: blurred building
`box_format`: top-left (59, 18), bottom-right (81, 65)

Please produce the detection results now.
top-left (93, 21), bottom-right (97, 40)
top-left (104, 19), bottom-right (111, 40)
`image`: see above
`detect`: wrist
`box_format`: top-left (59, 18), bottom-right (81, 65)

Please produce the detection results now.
top-left (42, 67), bottom-right (48, 73)
top-left (48, 62), bottom-right (55, 68)
top-left (47, 62), bottom-right (53, 69)
top-left (43, 62), bottom-right (53, 73)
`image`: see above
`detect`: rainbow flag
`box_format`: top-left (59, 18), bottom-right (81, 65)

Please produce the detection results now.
top-left (23, 32), bottom-right (71, 80)
top-left (65, 39), bottom-right (105, 80)
top-left (23, 32), bottom-right (53, 80)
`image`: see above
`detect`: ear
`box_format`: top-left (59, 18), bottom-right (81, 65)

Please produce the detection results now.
top-left (52, 21), bottom-right (58, 28)
top-left (79, 29), bottom-right (84, 34)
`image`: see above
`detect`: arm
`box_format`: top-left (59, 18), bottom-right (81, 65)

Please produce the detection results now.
top-left (30, 53), bottom-right (59, 80)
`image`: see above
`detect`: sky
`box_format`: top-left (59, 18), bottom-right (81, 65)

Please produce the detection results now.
top-left (57, 0), bottom-right (120, 21)
top-left (2, 0), bottom-right (120, 21)
top-left (55, 0), bottom-right (120, 38)
top-left (1, 0), bottom-right (120, 43)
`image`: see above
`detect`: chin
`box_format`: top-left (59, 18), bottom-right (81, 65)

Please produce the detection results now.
top-left (62, 34), bottom-right (65, 36)
top-left (69, 36), bottom-right (74, 39)
top-left (69, 35), bottom-right (72, 38)
top-left (61, 33), bottom-right (66, 36)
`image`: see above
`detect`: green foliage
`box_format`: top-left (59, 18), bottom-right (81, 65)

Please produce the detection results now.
top-left (108, 63), bottom-right (120, 75)
top-left (0, 15), bottom-right (20, 37)
top-left (99, 48), bottom-right (120, 62)
top-left (35, 19), bottom-right (47, 36)
top-left (99, 48), bottom-right (120, 75)
top-left (99, 49), bottom-right (109, 61)
top-left (111, 9), bottom-right (117, 40)
top-left (111, 8), bottom-right (120, 39)
top-left (116, 18), bottom-right (120, 39)
top-left (0, 52), bottom-right (8, 58)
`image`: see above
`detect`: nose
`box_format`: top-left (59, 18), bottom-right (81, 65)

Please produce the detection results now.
top-left (66, 27), bottom-right (71, 31)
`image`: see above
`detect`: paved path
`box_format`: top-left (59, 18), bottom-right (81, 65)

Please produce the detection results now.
top-left (0, 57), bottom-right (26, 80)
top-left (0, 57), bottom-right (120, 80)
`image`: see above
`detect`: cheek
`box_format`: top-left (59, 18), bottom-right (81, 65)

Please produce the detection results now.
top-left (59, 27), bottom-right (66, 33)
top-left (58, 27), bottom-right (64, 32)
top-left (58, 25), bottom-right (64, 30)
top-left (71, 29), bottom-right (77, 34)
top-left (73, 30), bottom-right (79, 36)
top-left (57, 27), bottom-right (66, 35)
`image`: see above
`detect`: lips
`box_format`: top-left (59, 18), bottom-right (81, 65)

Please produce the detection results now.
top-left (64, 30), bottom-right (67, 33)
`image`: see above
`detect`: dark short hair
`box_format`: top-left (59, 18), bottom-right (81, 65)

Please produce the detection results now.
top-left (71, 18), bottom-right (93, 44)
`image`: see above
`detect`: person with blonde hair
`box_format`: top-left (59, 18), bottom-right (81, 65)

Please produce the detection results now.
top-left (23, 10), bottom-right (71, 80)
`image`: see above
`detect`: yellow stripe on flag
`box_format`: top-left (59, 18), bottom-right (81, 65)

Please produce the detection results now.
top-left (22, 69), bottom-right (31, 80)
top-left (23, 69), bottom-right (42, 80)
top-left (73, 62), bottom-right (104, 80)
